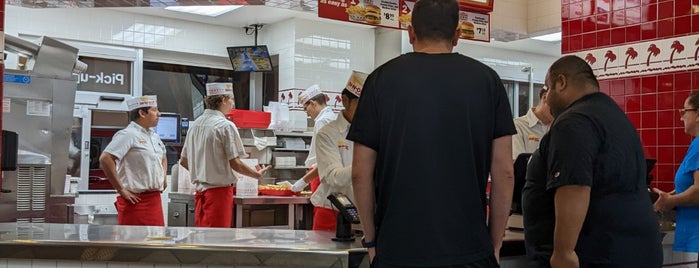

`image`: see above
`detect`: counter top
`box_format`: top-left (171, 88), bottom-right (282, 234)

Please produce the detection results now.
top-left (169, 192), bottom-right (311, 205)
top-left (0, 223), bottom-right (367, 267)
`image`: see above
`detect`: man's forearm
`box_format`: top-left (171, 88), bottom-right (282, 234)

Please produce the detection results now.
top-left (230, 158), bottom-right (262, 179)
top-left (489, 135), bottom-right (514, 251)
top-left (352, 144), bottom-right (378, 242)
top-left (553, 185), bottom-right (591, 253)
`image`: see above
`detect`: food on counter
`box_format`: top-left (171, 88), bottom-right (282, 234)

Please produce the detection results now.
top-left (459, 21), bottom-right (475, 39)
top-left (364, 5), bottom-right (382, 24)
top-left (346, 5), bottom-right (366, 22)
top-left (300, 190), bottom-right (312, 195)
top-left (399, 13), bottom-right (412, 28)
top-left (259, 184), bottom-right (292, 191)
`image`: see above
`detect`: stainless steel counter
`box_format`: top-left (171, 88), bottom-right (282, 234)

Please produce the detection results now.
top-left (0, 223), bottom-right (367, 267)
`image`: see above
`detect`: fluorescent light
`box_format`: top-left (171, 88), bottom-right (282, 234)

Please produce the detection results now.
top-left (165, 5), bottom-right (242, 17)
top-left (531, 32), bottom-right (561, 42)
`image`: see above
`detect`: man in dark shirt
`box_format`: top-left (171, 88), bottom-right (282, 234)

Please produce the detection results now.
top-left (522, 55), bottom-right (662, 267)
top-left (347, 0), bottom-right (516, 266)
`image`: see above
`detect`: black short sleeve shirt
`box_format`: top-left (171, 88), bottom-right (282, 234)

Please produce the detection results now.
top-left (347, 52), bottom-right (516, 266)
top-left (522, 92), bottom-right (662, 267)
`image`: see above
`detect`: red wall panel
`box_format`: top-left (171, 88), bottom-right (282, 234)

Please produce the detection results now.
top-left (563, 0), bottom-right (699, 184)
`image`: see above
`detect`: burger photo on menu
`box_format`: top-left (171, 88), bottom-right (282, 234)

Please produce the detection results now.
top-left (346, 4), bottom-right (366, 22)
top-left (364, 5), bottom-right (382, 24)
top-left (459, 21), bottom-right (475, 39)
top-left (399, 13), bottom-right (411, 28)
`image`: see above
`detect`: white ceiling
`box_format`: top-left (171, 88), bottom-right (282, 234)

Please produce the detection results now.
top-left (109, 5), bottom-right (561, 57)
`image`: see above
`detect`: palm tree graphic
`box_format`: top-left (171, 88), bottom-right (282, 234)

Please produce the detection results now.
top-left (625, 47), bottom-right (638, 69)
top-left (334, 95), bottom-right (342, 107)
top-left (693, 38), bottom-right (699, 61)
top-left (584, 53), bottom-right (597, 65)
top-left (670, 40), bottom-right (685, 64)
top-left (604, 50), bottom-right (617, 72)
top-left (646, 44), bottom-right (661, 66)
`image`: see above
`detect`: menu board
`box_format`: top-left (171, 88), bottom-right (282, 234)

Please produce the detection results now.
top-left (457, 0), bottom-right (494, 12)
top-left (458, 10), bottom-right (490, 42)
top-left (319, 0), bottom-right (491, 42)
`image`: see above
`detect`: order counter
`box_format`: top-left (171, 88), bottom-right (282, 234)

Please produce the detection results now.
top-left (0, 222), bottom-right (368, 267)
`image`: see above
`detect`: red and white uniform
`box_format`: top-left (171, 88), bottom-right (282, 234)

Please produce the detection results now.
top-left (311, 114), bottom-right (354, 231)
top-left (181, 109), bottom-right (246, 227)
top-left (103, 121), bottom-right (166, 226)
top-left (306, 106), bottom-right (337, 192)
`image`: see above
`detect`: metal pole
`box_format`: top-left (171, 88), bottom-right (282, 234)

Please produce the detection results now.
top-left (528, 68), bottom-right (534, 109)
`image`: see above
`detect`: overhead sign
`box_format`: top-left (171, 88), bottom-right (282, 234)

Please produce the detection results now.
top-left (319, 0), bottom-right (491, 42)
top-left (77, 56), bottom-right (131, 94)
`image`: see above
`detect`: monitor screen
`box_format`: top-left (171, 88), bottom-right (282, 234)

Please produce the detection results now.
top-left (226, 45), bottom-right (274, 72)
top-left (152, 113), bottom-right (181, 144)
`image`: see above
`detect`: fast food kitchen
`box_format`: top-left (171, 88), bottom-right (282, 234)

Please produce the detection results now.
top-left (0, 0), bottom-right (696, 267)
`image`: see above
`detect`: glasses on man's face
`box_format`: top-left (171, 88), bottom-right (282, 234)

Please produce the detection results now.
top-left (678, 108), bottom-right (698, 116)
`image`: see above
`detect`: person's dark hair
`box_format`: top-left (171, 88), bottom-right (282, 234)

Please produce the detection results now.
top-left (687, 91), bottom-right (699, 109)
top-left (129, 107), bottom-right (150, 121)
top-left (547, 55), bottom-right (600, 90)
top-left (309, 94), bottom-right (327, 106)
top-left (539, 88), bottom-right (548, 99)
top-left (411, 0), bottom-right (459, 42)
top-left (205, 94), bottom-right (232, 110)
top-left (341, 89), bottom-right (359, 101)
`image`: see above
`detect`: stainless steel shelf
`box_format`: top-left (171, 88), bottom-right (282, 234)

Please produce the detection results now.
top-left (274, 166), bottom-right (308, 170)
top-left (274, 131), bottom-right (313, 137)
top-left (274, 148), bottom-right (309, 152)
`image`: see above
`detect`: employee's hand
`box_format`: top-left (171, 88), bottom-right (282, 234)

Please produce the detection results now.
top-left (255, 165), bottom-right (272, 178)
top-left (291, 179), bottom-right (309, 192)
top-left (550, 250), bottom-right (579, 268)
top-left (118, 188), bottom-right (141, 204)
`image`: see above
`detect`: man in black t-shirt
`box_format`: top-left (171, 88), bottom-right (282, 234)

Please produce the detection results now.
top-left (347, 0), bottom-right (516, 266)
top-left (522, 55), bottom-right (662, 267)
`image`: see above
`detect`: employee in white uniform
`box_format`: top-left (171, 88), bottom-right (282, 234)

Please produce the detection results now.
top-left (311, 71), bottom-right (369, 231)
top-left (99, 95), bottom-right (167, 226)
top-left (180, 83), bottom-right (270, 228)
top-left (512, 87), bottom-right (553, 160)
top-left (291, 85), bottom-right (337, 193)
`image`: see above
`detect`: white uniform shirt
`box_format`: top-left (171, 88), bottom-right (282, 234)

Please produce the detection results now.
top-left (103, 121), bottom-right (166, 192)
top-left (311, 114), bottom-right (354, 209)
top-left (512, 108), bottom-right (549, 160)
top-left (181, 109), bottom-right (246, 191)
top-left (304, 106), bottom-right (337, 167)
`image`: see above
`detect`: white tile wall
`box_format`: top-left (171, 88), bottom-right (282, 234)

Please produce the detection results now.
top-left (5, 6), bottom-right (252, 57)
top-left (293, 19), bottom-right (374, 93)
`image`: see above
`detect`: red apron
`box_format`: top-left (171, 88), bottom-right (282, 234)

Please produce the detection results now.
top-left (115, 191), bottom-right (164, 226)
top-left (310, 176), bottom-right (321, 193)
top-left (194, 186), bottom-right (235, 228)
top-left (312, 206), bottom-right (339, 231)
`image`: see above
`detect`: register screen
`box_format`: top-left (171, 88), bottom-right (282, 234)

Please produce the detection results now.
top-left (152, 115), bottom-right (180, 143)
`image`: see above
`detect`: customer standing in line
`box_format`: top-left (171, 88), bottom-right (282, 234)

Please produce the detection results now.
top-left (348, 0), bottom-right (516, 265)
top-left (654, 91), bottom-right (699, 254)
top-left (522, 55), bottom-right (662, 267)
top-left (100, 95), bottom-right (167, 226)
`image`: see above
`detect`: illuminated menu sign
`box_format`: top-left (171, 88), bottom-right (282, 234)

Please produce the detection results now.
top-left (319, 0), bottom-right (491, 42)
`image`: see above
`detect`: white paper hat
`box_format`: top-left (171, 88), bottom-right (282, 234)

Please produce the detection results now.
top-left (206, 83), bottom-right (234, 96)
top-left (345, 71), bottom-right (369, 97)
top-left (127, 95), bottom-right (157, 110)
top-left (298, 84), bottom-right (322, 105)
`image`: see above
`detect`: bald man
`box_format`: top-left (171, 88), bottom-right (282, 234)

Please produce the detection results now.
top-left (522, 55), bottom-right (662, 268)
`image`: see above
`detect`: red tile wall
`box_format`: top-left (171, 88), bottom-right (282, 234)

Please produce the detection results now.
top-left (563, 0), bottom-right (699, 192)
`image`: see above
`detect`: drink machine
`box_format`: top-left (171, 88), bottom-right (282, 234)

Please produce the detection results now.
top-left (0, 35), bottom-right (87, 223)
